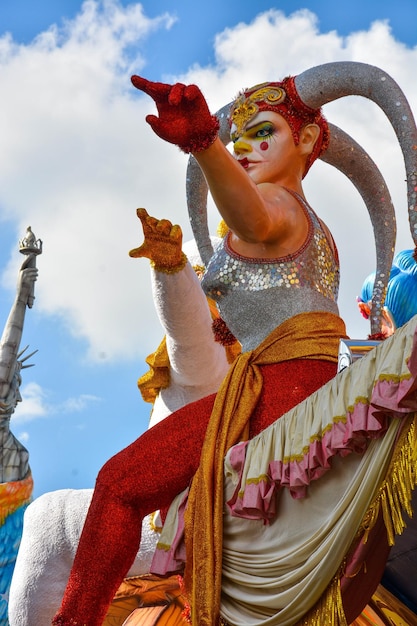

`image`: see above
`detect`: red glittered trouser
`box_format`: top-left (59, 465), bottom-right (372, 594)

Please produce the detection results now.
top-left (52, 359), bottom-right (336, 626)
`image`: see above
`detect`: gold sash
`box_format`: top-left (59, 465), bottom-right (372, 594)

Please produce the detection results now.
top-left (183, 311), bottom-right (347, 625)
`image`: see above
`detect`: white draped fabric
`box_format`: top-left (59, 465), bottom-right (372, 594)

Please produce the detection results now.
top-left (221, 422), bottom-right (400, 625)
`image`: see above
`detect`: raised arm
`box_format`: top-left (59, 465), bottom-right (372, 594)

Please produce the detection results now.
top-left (0, 260), bottom-right (38, 400)
top-left (129, 209), bottom-right (230, 416)
top-left (131, 77), bottom-right (298, 245)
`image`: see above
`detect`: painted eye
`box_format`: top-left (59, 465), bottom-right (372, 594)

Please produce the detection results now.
top-left (256, 124), bottom-right (274, 138)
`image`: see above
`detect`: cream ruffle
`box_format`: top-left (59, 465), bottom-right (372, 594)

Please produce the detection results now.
top-left (221, 421), bottom-right (402, 625)
top-left (225, 314), bottom-right (417, 518)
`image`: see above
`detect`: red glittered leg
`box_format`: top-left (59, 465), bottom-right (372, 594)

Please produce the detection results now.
top-left (52, 481), bottom-right (143, 626)
top-left (52, 393), bottom-right (215, 626)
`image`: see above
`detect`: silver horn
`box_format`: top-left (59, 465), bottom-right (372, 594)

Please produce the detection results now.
top-left (295, 61), bottom-right (417, 247)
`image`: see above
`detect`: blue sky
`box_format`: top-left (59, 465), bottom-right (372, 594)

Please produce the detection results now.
top-left (1, 1), bottom-right (417, 52)
top-left (0, 0), bottom-right (416, 498)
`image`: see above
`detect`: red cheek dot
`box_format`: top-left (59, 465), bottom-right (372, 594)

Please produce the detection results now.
top-left (260, 141), bottom-right (269, 151)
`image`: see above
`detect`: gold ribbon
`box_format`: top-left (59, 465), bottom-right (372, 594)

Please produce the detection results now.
top-left (183, 311), bottom-right (347, 625)
top-left (137, 337), bottom-right (171, 405)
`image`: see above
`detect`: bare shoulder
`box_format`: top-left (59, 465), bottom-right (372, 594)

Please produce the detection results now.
top-left (230, 184), bottom-right (310, 257)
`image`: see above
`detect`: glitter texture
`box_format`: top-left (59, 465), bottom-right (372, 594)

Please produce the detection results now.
top-left (201, 189), bottom-right (339, 351)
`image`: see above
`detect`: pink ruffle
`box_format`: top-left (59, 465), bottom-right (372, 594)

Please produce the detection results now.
top-left (227, 330), bottom-right (417, 522)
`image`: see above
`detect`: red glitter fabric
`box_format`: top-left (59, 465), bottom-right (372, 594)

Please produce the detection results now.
top-left (341, 509), bottom-right (390, 623)
top-left (52, 359), bottom-right (335, 626)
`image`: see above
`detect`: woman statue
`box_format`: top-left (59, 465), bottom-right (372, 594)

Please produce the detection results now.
top-left (52, 72), bottom-right (345, 626)
top-left (52, 63), bottom-right (417, 626)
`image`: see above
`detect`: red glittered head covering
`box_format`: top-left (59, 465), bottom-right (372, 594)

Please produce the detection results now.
top-left (229, 76), bottom-right (330, 177)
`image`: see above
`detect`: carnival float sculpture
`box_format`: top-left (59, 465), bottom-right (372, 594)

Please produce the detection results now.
top-left (0, 227), bottom-right (41, 624)
top-left (8, 62), bottom-right (417, 626)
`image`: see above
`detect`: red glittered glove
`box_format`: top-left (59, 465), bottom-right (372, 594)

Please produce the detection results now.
top-left (131, 75), bottom-right (220, 153)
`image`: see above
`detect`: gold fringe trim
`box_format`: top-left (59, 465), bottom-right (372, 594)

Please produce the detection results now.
top-left (295, 572), bottom-right (348, 626)
top-left (185, 312), bottom-right (347, 626)
top-left (295, 413), bottom-right (417, 626)
top-left (360, 413), bottom-right (417, 546)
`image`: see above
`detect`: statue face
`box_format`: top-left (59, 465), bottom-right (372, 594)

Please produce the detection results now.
top-left (0, 371), bottom-right (22, 416)
top-left (15, 376), bottom-right (22, 405)
top-left (231, 111), bottom-right (302, 185)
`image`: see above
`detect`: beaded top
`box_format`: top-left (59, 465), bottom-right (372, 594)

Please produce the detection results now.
top-left (201, 191), bottom-right (340, 351)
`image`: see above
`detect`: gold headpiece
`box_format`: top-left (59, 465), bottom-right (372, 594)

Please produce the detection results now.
top-left (230, 84), bottom-right (286, 136)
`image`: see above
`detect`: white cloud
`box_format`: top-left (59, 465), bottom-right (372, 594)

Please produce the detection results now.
top-left (10, 380), bottom-right (101, 423)
top-left (1, 3), bottom-right (416, 365)
top-left (59, 394), bottom-right (101, 413)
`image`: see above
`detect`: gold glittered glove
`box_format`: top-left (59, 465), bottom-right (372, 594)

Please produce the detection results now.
top-left (129, 208), bottom-right (187, 273)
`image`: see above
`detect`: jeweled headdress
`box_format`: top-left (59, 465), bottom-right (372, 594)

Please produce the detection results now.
top-left (229, 76), bottom-right (330, 176)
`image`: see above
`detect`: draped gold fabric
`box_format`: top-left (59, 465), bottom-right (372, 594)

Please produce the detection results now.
top-left (183, 311), bottom-right (347, 626)
top-left (137, 337), bottom-right (171, 405)
top-left (104, 574), bottom-right (185, 626)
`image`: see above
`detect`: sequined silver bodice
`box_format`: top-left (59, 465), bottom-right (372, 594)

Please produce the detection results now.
top-left (201, 194), bottom-right (340, 352)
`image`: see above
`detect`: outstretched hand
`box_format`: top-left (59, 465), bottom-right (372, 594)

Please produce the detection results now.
top-left (131, 76), bottom-right (219, 153)
top-left (129, 208), bottom-right (184, 271)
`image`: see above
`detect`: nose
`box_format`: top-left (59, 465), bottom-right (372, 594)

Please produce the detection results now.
top-left (233, 138), bottom-right (252, 155)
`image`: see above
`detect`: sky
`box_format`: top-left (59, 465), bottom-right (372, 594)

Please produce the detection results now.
top-left (0, 0), bottom-right (416, 497)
